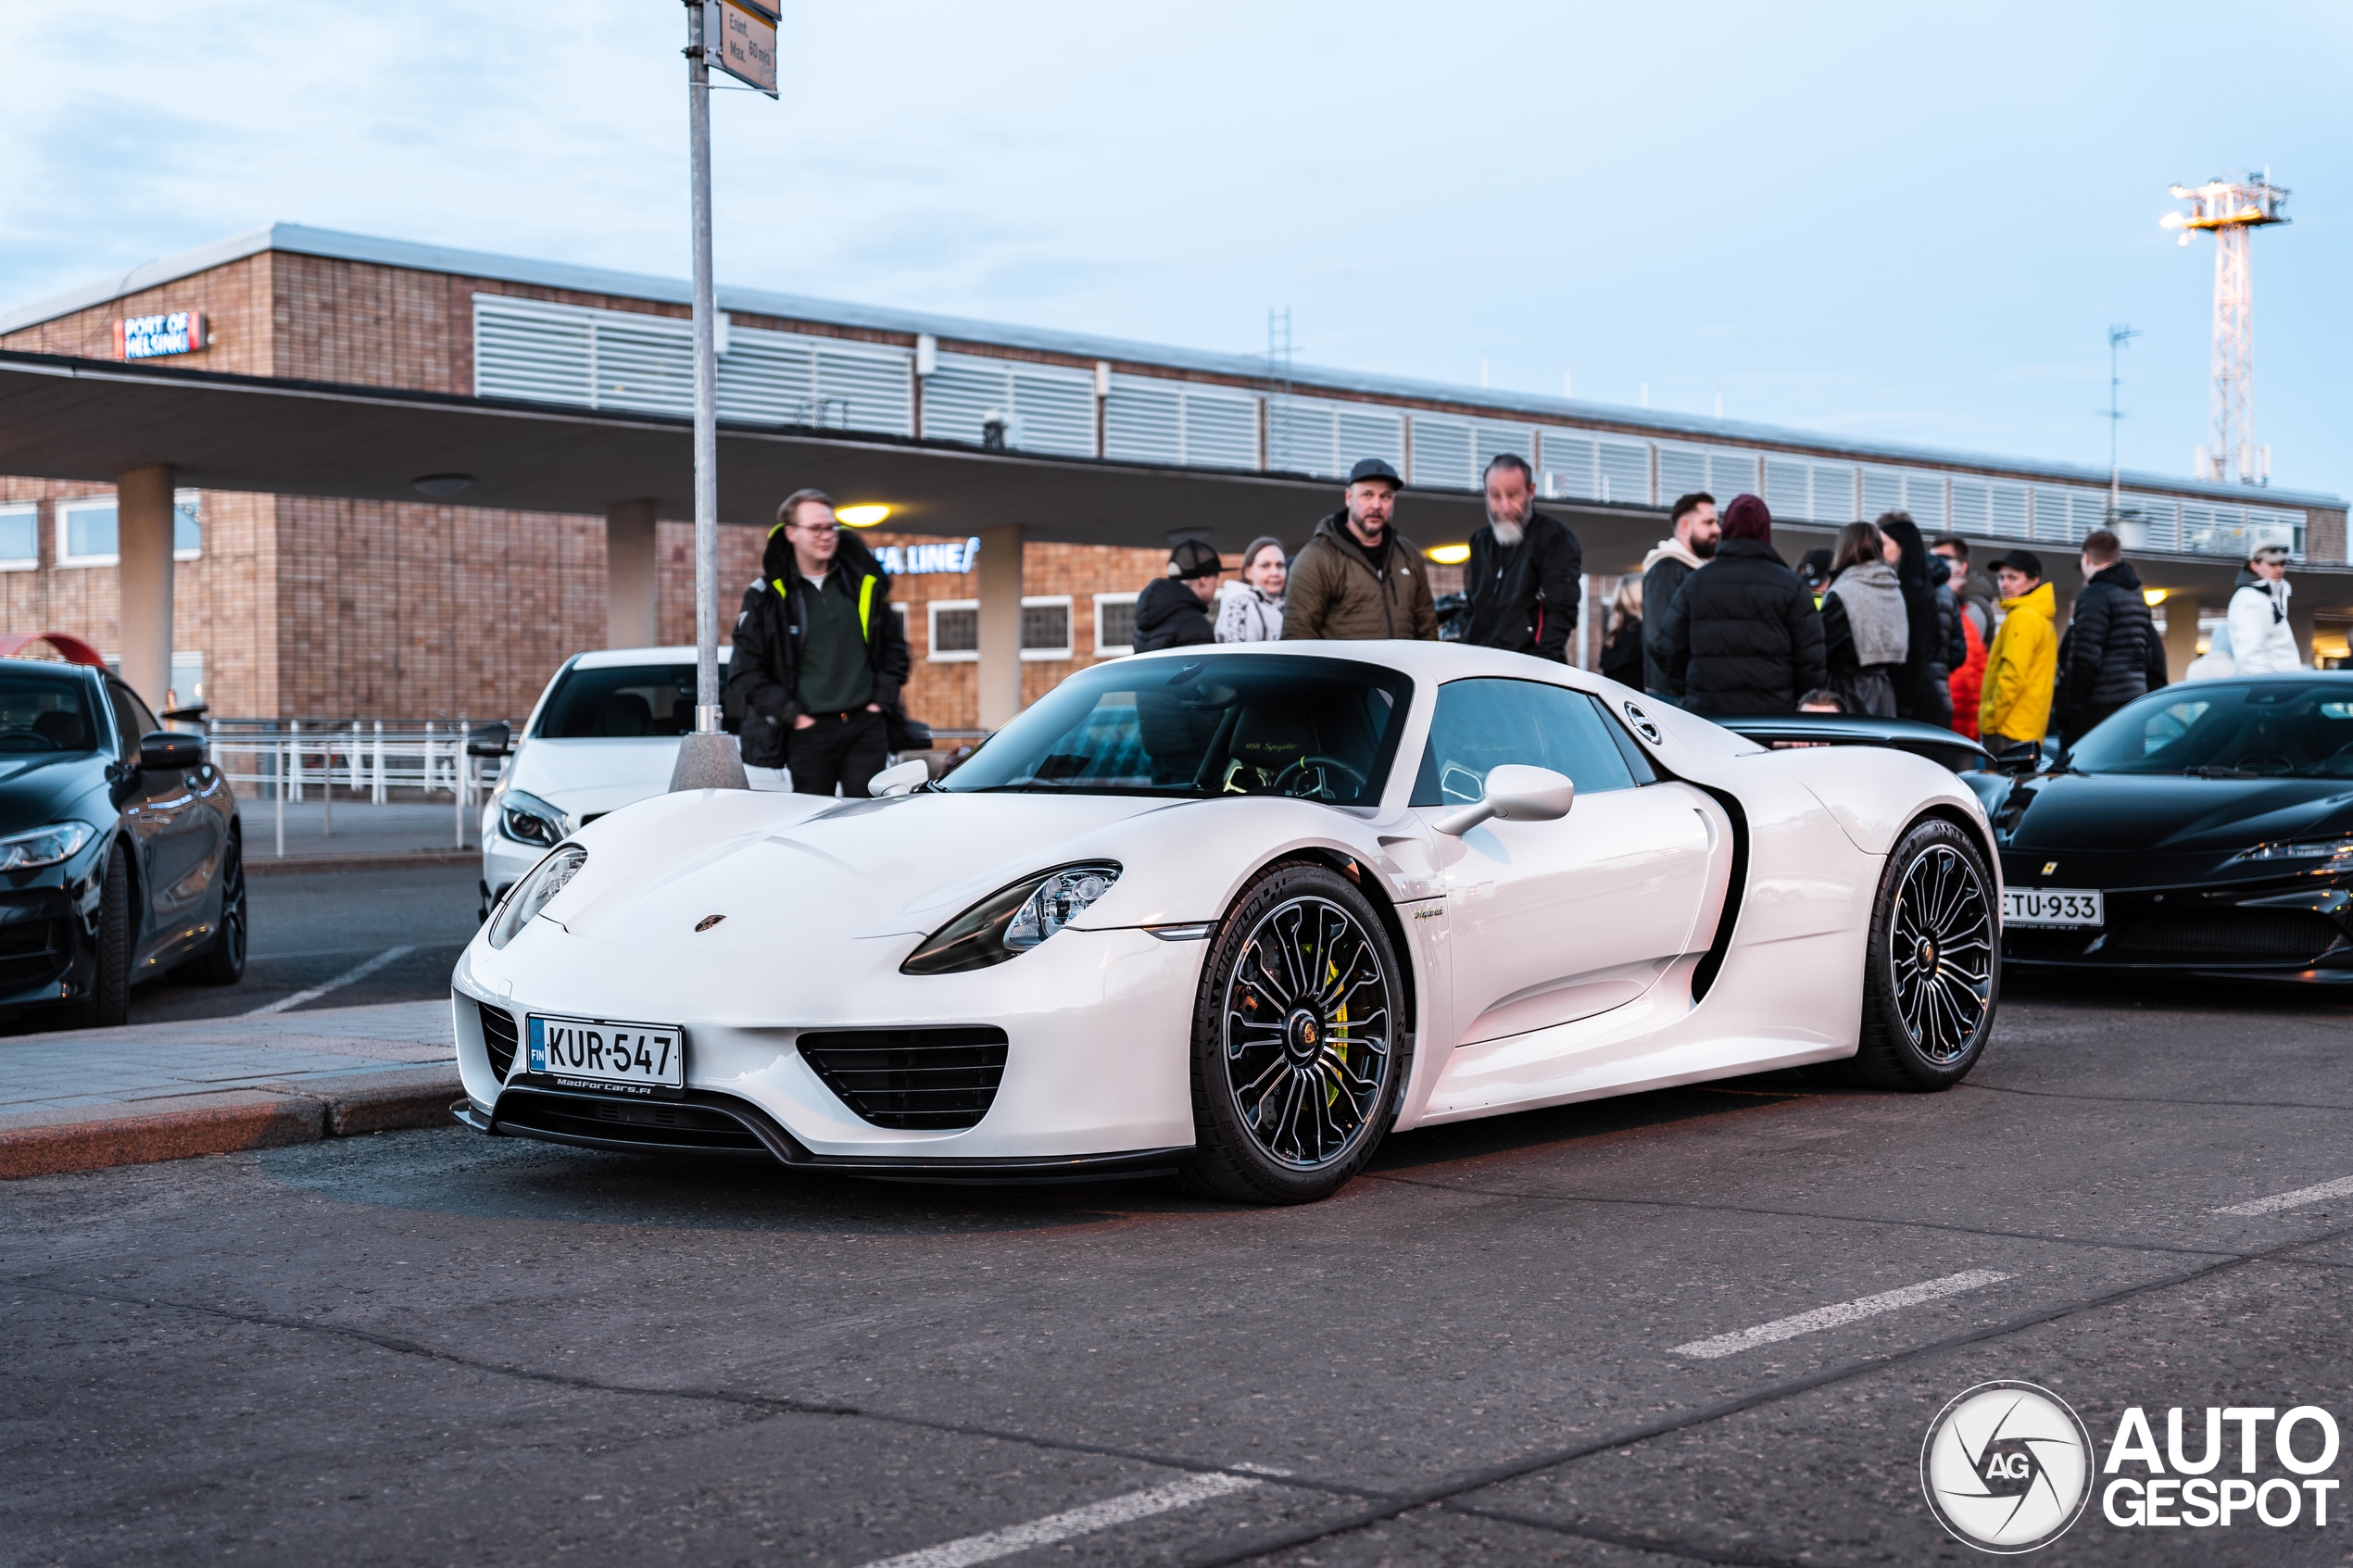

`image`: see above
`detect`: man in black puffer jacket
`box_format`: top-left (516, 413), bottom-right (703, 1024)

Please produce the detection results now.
top-left (1132, 538), bottom-right (1223, 652)
top-left (2057, 528), bottom-right (2168, 750)
top-left (1659, 493), bottom-right (1826, 715)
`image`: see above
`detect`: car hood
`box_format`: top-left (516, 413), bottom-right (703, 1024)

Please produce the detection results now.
top-left (0, 751), bottom-right (112, 833)
top-left (505, 736), bottom-right (683, 823)
top-left (2004, 771), bottom-right (2353, 854)
top-left (545, 787), bottom-right (1181, 947)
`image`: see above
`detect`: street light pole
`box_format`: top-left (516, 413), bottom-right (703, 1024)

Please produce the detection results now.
top-left (670, 0), bottom-right (749, 792)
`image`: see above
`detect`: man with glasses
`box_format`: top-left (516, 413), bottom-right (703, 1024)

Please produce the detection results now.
top-left (727, 487), bottom-right (911, 796)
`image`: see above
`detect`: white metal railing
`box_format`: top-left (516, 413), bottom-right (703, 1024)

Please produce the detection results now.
top-left (201, 718), bottom-right (515, 859)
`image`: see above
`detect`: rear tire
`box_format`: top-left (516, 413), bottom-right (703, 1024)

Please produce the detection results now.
top-left (1851, 817), bottom-right (1998, 1089)
top-left (1178, 863), bottom-right (1410, 1204)
top-left (176, 829), bottom-right (246, 985)
top-left (74, 843), bottom-right (131, 1030)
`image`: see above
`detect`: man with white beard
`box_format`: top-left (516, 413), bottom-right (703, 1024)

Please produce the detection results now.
top-left (1462, 453), bottom-right (1583, 662)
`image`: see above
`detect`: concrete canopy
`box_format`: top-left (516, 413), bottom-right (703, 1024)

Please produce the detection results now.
top-left (5, 346), bottom-right (2350, 619)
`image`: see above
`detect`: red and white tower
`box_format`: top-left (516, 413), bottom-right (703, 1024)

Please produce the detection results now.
top-left (2163, 173), bottom-right (2289, 485)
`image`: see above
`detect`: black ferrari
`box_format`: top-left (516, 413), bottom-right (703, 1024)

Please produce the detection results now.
top-left (0, 657), bottom-right (245, 1027)
top-left (1971, 673), bottom-right (2353, 981)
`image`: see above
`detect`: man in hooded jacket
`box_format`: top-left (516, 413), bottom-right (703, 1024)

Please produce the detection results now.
top-left (1658, 494), bottom-right (1825, 715)
top-left (2055, 528), bottom-right (2168, 750)
top-left (727, 488), bottom-right (912, 797)
top-left (1640, 492), bottom-right (1718, 696)
top-left (1282, 458), bottom-right (1439, 641)
top-left (2226, 544), bottom-right (2304, 674)
top-left (1132, 538), bottom-right (1223, 652)
top-left (1980, 549), bottom-right (2057, 760)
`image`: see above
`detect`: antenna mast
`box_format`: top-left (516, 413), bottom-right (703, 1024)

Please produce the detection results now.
top-left (2164, 172), bottom-right (2288, 485)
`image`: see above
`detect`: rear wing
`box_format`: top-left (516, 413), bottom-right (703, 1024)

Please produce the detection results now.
top-left (1712, 713), bottom-right (1994, 774)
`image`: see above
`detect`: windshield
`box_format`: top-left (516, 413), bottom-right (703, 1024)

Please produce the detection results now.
top-left (2068, 682), bottom-right (2353, 778)
top-left (0, 665), bottom-right (98, 753)
top-left (939, 654), bottom-right (1413, 803)
top-left (535, 663), bottom-right (699, 738)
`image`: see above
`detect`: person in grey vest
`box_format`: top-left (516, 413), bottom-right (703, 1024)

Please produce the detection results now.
top-left (1818, 521), bottom-right (1909, 717)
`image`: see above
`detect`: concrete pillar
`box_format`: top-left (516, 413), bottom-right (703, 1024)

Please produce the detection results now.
top-left (115, 464), bottom-right (176, 710)
top-left (975, 523), bottom-right (1025, 730)
top-left (605, 498), bottom-right (660, 648)
top-left (2160, 594), bottom-right (2200, 682)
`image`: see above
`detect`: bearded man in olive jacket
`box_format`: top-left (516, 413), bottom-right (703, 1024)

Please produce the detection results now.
top-left (1281, 458), bottom-right (1439, 641)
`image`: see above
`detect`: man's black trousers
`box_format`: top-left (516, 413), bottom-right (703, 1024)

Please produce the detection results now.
top-left (786, 708), bottom-right (888, 797)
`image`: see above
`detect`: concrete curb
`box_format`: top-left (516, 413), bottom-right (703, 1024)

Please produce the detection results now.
top-left (0, 1068), bottom-right (463, 1179)
top-left (247, 849), bottom-right (479, 875)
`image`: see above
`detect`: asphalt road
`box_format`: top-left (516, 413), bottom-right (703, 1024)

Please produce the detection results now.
top-left (7, 972), bottom-right (2352, 1566)
top-left (122, 864), bottom-right (482, 1025)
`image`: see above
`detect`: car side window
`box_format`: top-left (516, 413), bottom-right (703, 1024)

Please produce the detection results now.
top-left (1411, 679), bottom-right (1640, 807)
top-left (107, 682), bottom-right (158, 760)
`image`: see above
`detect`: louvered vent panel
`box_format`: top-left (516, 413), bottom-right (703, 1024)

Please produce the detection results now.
top-left (1266, 397), bottom-right (1340, 477)
top-left (1182, 388), bottom-right (1259, 470)
top-left (1898, 470), bottom-right (1947, 529)
top-left (2119, 495), bottom-right (2181, 553)
top-left (1764, 458), bottom-right (1812, 520)
top-left (1657, 445), bottom-right (1708, 500)
top-left (1475, 421), bottom-right (1535, 476)
top-left (473, 296), bottom-right (595, 405)
top-left (1537, 431), bottom-right (1597, 499)
top-left (1008, 367), bottom-right (1098, 457)
top-left (814, 342), bottom-right (915, 434)
top-left (1949, 478), bottom-right (1991, 535)
top-left (716, 333), bottom-right (814, 424)
top-left (1103, 377), bottom-right (1185, 464)
top-left (1708, 449), bottom-right (1761, 499)
top-left (2033, 487), bottom-right (2105, 544)
top-left (1336, 405), bottom-right (1406, 473)
top-left (1596, 441), bottom-right (1652, 505)
top-left (921, 358), bottom-right (1013, 446)
top-left (1861, 467), bottom-right (1905, 519)
top-left (590, 315), bottom-right (698, 418)
top-left (1411, 416), bottom-right (1475, 490)
top-left (1988, 483), bottom-right (2031, 538)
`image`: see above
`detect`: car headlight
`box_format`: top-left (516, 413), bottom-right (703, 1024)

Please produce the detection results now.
top-left (900, 862), bottom-right (1121, 975)
top-left (496, 789), bottom-right (567, 847)
top-left (2228, 834), bottom-right (2353, 867)
top-left (0, 822), bottom-right (94, 872)
top-left (486, 845), bottom-right (586, 950)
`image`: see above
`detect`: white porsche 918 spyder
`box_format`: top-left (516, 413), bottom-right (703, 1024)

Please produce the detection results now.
top-left (451, 642), bottom-right (2001, 1204)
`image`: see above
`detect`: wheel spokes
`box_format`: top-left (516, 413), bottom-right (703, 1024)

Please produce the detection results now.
top-left (1222, 895), bottom-right (1392, 1170)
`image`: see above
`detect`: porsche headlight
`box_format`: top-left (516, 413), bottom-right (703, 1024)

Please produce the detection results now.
top-left (486, 845), bottom-right (586, 950)
top-left (2228, 834), bottom-right (2353, 867)
top-left (900, 862), bottom-right (1121, 975)
top-left (0, 822), bottom-right (94, 872)
top-left (496, 789), bottom-right (567, 847)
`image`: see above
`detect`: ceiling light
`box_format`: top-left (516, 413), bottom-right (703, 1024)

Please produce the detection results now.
top-left (837, 504), bottom-right (891, 527)
top-left (1425, 543), bottom-right (1471, 565)
top-left (2144, 588), bottom-right (2168, 607)
top-left (411, 473), bottom-right (472, 498)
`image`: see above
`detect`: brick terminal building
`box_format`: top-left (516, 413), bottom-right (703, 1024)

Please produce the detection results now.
top-left (1, 225), bottom-right (2344, 726)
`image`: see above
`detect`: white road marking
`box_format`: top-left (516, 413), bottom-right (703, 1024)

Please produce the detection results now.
top-left (2215, 1173), bottom-right (2353, 1216)
top-left (1668, 1269), bottom-right (2012, 1359)
top-left (244, 946), bottom-right (417, 1016)
top-left (858, 1470), bottom-right (1268, 1568)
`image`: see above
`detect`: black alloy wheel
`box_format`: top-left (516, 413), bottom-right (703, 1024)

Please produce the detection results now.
top-left (1180, 862), bottom-right (1409, 1204)
top-left (178, 828), bottom-right (247, 985)
top-left (1851, 817), bottom-right (1998, 1089)
top-left (75, 842), bottom-right (131, 1030)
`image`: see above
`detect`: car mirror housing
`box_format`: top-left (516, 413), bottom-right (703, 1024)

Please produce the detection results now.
top-left (868, 759), bottom-right (929, 797)
top-left (1434, 764), bottom-right (1576, 836)
top-left (137, 731), bottom-right (204, 771)
top-left (467, 721), bottom-right (512, 759)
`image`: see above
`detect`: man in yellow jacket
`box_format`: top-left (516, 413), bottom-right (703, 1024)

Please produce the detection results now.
top-left (1980, 548), bottom-right (2057, 761)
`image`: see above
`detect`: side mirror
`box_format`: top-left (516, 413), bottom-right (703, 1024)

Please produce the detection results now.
top-left (467, 721), bottom-right (511, 759)
top-left (137, 731), bottom-right (205, 771)
top-left (868, 759), bottom-right (930, 797)
top-left (1434, 763), bottom-right (1575, 836)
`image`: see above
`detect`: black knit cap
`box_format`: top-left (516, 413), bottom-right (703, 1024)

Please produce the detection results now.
top-left (1167, 538), bottom-right (1224, 581)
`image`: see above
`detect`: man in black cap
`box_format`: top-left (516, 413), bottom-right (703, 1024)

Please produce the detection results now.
top-left (1281, 458), bottom-right (1439, 641)
top-left (1132, 538), bottom-right (1224, 652)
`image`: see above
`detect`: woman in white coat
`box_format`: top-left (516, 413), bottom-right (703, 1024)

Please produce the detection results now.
top-left (1215, 536), bottom-right (1288, 643)
top-left (2225, 544), bottom-right (2303, 674)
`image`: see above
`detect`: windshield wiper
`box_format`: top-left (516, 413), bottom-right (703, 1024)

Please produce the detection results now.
top-left (2184, 765), bottom-right (2267, 778)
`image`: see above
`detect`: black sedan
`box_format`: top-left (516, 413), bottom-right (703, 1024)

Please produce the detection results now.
top-left (0, 657), bottom-right (245, 1026)
top-left (1972, 673), bottom-right (2353, 981)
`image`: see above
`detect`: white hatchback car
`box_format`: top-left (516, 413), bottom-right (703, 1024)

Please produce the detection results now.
top-left (479, 646), bottom-right (777, 918)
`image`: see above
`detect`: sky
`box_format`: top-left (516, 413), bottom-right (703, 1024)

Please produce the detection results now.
top-left (4, 1), bottom-right (2348, 498)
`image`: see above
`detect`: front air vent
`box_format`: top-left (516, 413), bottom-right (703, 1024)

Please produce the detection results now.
top-left (797, 1026), bottom-right (1010, 1130)
top-left (495, 1092), bottom-right (768, 1154)
top-left (477, 1000), bottom-right (520, 1078)
top-left (2114, 911), bottom-right (2346, 965)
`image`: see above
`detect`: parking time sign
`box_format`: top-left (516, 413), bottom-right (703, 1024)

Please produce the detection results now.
top-left (705, 0), bottom-right (778, 96)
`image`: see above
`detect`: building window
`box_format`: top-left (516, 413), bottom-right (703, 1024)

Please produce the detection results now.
top-left (57, 498), bottom-right (118, 567)
top-left (174, 490), bottom-right (202, 560)
top-left (1093, 592), bottom-right (1139, 656)
top-left (1021, 596), bottom-right (1074, 661)
top-left (0, 504), bottom-right (36, 571)
top-left (928, 600), bottom-right (979, 662)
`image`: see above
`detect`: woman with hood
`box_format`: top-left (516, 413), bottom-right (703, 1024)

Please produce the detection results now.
top-left (1818, 521), bottom-right (1909, 717)
top-left (1214, 536), bottom-right (1288, 642)
top-left (1879, 513), bottom-right (1960, 726)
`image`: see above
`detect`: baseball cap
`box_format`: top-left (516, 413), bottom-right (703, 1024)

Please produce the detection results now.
top-left (1992, 548), bottom-right (2044, 579)
top-left (1347, 457), bottom-right (1403, 489)
top-left (1166, 538), bottom-right (1224, 581)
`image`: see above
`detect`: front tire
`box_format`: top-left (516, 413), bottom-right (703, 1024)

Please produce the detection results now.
top-left (73, 843), bottom-right (132, 1029)
top-left (1852, 817), bottom-right (1998, 1089)
top-left (1179, 863), bottom-right (1410, 1204)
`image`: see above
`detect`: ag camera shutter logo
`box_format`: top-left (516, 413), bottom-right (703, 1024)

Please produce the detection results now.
top-left (1920, 1381), bottom-right (2094, 1552)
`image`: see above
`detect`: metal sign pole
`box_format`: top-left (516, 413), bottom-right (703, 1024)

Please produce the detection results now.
top-left (669, 0), bottom-right (757, 792)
